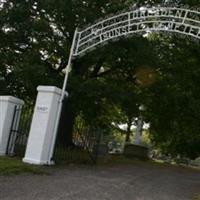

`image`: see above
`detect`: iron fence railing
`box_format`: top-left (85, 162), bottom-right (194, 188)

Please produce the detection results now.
top-left (53, 125), bottom-right (102, 164)
top-left (7, 104), bottom-right (34, 157)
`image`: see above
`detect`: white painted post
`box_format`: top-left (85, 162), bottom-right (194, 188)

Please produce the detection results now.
top-left (0, 96), bottom-right (24, 155)
top-left (23, 86), bottom-right (67, 165)
top-left (48, 28), bottom-right (78, 164)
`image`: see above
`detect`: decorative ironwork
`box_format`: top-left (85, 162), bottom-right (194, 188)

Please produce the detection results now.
top-left (6, 105), bottom-right (22, 156)
top-left (7, 104), bottom-right (34, 157)
top-left (53, 125), bottom-right (102, 164)
top-left (72, 7), bottom-right (200, 57)
top-left (55, 7), bottom-right (200, 164)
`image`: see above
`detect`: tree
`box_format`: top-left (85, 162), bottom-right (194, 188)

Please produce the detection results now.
top-left (0, 0), bottom-right (136, 144)
top-left (1, 0), bottom-right (200, 158)
top-left (142, 35), bottom-right (200, 159)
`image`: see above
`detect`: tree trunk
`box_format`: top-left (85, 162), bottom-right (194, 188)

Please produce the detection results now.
top-left (56, 60), bottom-right (83, 147)
top-left (125, 119), bottom-right (132, 143)
top-left (56, 96), bottom-right (76, 147)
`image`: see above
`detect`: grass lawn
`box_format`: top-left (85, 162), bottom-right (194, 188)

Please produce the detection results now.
top-left (194, 195), bottom-right (200, 200)
top-left (97, 154), bottom-right (194, 168)
top-left (0, 156), bottom-right (47, 176)
top-left (0, 154), bottom-right (199, 176)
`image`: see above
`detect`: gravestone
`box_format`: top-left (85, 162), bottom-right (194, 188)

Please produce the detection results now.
top-left (124, 144), bottom-right (149, 160)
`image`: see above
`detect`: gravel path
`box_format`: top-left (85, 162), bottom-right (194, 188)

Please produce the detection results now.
top-left (0, 163), bottom-right (200, 200)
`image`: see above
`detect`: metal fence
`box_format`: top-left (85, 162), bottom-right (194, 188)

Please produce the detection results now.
top-left (6, 104), bottom-right (34, 157)
top-left (53, 124), bottom-right (102, 165)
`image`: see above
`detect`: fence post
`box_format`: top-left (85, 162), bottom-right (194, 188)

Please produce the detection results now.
top-left (23, 86), bottom-right (67, 165)
top-left (0, 96), bottom-right (24, 156)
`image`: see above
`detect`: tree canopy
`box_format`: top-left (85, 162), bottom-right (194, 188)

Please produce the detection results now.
top-left (0, 0), bottom-right (200, 158)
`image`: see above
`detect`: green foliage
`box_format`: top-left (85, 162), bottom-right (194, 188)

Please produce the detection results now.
top-left (1, 1), bottom-right (200, 159)
top-left (143, 35), bottom-right (200, 159)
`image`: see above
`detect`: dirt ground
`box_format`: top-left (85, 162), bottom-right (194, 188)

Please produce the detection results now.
top-left (0, 163), bottom-right (200, 200)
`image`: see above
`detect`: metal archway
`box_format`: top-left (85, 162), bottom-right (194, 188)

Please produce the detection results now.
top-left (49, 6), bottom-right (200, 163)
top-left (74, 7), bottom-right (200, 57)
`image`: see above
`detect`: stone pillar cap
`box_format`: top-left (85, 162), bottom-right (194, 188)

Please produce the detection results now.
top-left (37, 86), bottom-right (68, 97)
top-left (0, 96), bottom-right (24, 105)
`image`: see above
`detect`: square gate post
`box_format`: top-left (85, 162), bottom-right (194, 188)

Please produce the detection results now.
top-left (0, 96), bottom-right (24, 156)
top-left (23, 86), bottom-right (67, 165)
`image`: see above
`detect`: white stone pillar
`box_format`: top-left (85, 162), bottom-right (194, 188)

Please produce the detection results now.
top-left (134, 118), bottom-right (144, 145)
top-left (0, 96), bottom-right (24, 155)
top-left (23, 86), bottom-right (66, 165)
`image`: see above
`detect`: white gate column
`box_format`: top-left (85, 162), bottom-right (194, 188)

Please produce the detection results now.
top-left (23, 86), bottom-right (66, 165)
top-left (0, 96), bottom-right (24, 155)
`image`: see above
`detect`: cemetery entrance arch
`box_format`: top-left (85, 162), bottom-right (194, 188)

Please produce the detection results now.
top-left (51, 6), bottom-right (200, 163)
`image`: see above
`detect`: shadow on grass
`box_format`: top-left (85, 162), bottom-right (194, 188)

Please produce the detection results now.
top-left (85, 154), bottom-right (200, 173)
top-left (193, 195), bottom-right (200, 200)
top-left (1, 154), bottom-right (199, 176)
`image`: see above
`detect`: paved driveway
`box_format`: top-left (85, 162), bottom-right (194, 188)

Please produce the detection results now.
top-left (0, 163), bottom-right (200, 200)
